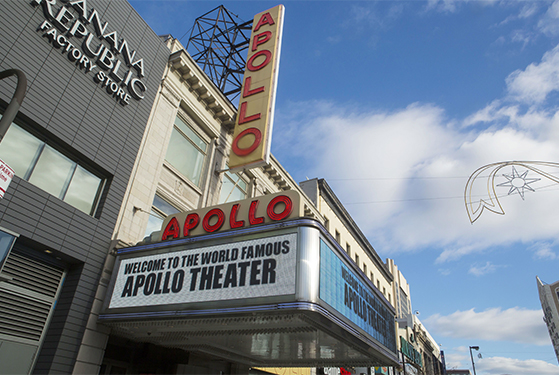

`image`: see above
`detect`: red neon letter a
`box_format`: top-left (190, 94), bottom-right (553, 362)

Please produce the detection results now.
top-left (162, 217), bottom-right (180, 240)
top-left (254, 12), bottom-right (275, 32)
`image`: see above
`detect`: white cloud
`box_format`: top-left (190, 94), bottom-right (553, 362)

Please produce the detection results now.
top-left (477, 356), bottom-right (559, 375)
top-left (530, 241), bottom-right (559, 260)
top-left (505, 44), bottom-right (559, 104)
top-left (274, 39), bottom-right (559, 263)
top-left (438, 268), bottom-right (451, 276)
top-left (444, 350), bottom-right (469, 370)
top-left (468, 261), bottom-right (503, 276)
top-left (538, 0), bottom-right (559, 36)
top-left (510, 29), bottom-right (532, 48)
top-left (276, 95), bottom-right (559, 260)
top-left (426, 0), bottom-right (462, 13)
top-left (424, 307), bottom-right (549, 345)
top-left (426, 0), bottom-right (498, 13)
top-left (346, 2), bottom-right (404, 34)
top-left (519, 4), bottom-right (539, 19)
top-left (497, 3), bottom-right (539, 27)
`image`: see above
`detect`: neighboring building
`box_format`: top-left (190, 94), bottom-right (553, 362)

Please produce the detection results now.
top-left (537, 276), bottom-right (559, 363)
top-left (387, 260), bottom-right (443, 375)
top-left (446, 370), bottom-right (471, 375)
top-left (413, 316), bottom-right (443, 375)
top-left (299, 178), bottom-right (394, 303)
top-left (0, 1), bottom-right (169, 374)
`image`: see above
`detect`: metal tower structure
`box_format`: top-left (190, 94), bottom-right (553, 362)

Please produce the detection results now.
top-left (185, 5), bottom-right (252, 103)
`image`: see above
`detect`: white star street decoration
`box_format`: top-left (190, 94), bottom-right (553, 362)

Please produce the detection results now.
top-left (496, 166), bottom-right (540, 200)
top-left (464, 161), bottom-right (559, 223)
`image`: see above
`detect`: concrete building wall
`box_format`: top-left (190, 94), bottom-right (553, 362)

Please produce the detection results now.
top-left (537, 277), bottom-right (559, 363)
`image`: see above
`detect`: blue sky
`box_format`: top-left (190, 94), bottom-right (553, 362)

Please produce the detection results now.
top-left (131, 1), bottom-right (559, 373)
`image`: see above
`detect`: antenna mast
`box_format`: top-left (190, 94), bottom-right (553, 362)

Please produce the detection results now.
top-left (185, 5), bottom-right (252, 104)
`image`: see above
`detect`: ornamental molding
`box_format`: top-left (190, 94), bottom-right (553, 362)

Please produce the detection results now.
top-left (161, 80), bottom-right (181, 107)
top-left (168, 49), bottom-right (235, 129)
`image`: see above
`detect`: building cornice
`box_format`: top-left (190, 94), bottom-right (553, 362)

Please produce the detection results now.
top-left (317, 179), bottom-right (393, 282)
top-left (168, 48), bottom-right (236, 130)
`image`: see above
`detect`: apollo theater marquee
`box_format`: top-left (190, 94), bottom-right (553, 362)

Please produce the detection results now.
top-left (100, 4), bottom-right (398, 369)
top-left (100, 190), bottom-right (398, 368)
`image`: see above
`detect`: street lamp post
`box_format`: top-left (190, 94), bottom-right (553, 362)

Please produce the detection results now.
top-left (469, 346), bottom-right (479, 375)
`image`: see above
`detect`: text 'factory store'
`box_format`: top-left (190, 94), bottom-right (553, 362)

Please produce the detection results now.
top-left (0, 1), bottom-right (444, 374)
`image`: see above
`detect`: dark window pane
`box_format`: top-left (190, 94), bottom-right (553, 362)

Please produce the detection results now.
top-left (144, 195), bottom-right (180, 237)
top-left (152, 195), bottom-right (180, 215)
top-left (0, 122), bottom-right (103, 215)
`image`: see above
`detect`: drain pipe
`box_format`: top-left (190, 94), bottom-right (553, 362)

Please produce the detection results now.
top-left (0, 69), bottom-right (27, 140)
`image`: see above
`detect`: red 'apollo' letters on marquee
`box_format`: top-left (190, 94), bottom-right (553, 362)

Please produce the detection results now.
top-left (160, 190), bottom-right (301, 240)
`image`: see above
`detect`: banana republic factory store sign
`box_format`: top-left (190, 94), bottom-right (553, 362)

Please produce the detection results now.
top-left (31, 0), bottom-right (148, 106)
top-left (100, 191), bottom-right (399, 368)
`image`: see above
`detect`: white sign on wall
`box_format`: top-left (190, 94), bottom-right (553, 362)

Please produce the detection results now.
top-left (0, 159), bottom-right (14, 198)
top-left (109, 233), bottom-right (297, 309)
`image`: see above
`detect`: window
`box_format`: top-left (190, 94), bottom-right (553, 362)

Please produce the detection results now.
top-left (346, 243), bottom-right (351, 257)
top-left (144, 194), bottom-right (181, 237)
top-left (363, 263), bottom-right (367, 275)
top-left (0, 228), bottom-right (17, 274)
top-left (335, 230), bottom-right (340, 243)
top-left (219, 171), bottom-right (248, 203)
top-left (355, 254), bottom-right (359, 265)
top-left (0, 123), bottom-right (103, 215)
top-left (165, 116), bottom-right (207, 186)
top-left (370, 271), bottom-right (374, 282)
top-left (324, 217), bottom-right (329, 231)
top-left (377, 280), bottom-right (380, 289)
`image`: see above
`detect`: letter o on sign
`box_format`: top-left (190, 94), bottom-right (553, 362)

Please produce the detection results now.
top-left (232, 127), bottom-right (262, 156)
top-left (203, 208), bottom-right (225, 232)
top-left (247, 50), bottom-right (272, 71)
top-left (267, 195), bottom-right (293, 221)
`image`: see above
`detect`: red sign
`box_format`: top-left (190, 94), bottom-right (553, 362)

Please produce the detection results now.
top-left (228, 5), bottom-right (285, 171)
top-left (160, 190), bottom-right (301, 241)
top-left (0, 159), bottom-right (14, 198)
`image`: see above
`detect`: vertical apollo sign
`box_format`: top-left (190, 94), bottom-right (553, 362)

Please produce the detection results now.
top-left (228, 5), bottom-right (285, 171)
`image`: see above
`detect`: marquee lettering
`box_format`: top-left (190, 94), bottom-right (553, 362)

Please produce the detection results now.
top-left (161, 194), bottom-right (293, 241)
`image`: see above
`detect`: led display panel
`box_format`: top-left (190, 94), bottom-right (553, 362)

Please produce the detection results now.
top-left (319, 239), bottom-right (397, 353)
top-left (109, 233), bottom-right (297, 309)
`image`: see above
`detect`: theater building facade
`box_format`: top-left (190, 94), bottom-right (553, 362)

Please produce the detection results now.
top-left (1, 1), bottom-right (442, 374)
top-left (66, 31), bottom-right (398, 373)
